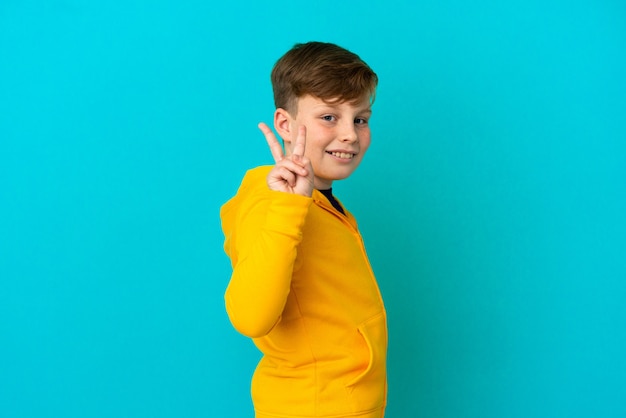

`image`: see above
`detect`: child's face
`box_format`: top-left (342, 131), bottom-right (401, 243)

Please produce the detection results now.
top-left (283, 94), bottom-right (372, 190)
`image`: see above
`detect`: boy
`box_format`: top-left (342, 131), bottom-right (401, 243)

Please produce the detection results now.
top-left (220, 41), bottom-right (387, 418)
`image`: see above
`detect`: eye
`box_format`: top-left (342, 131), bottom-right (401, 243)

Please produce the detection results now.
top-left (355, 117), bottom-right (368, 125)
top-left (321, 115), bottom-right (336, 122)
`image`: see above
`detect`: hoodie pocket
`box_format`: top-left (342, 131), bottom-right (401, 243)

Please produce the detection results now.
top-left (346, 312), bottom-right (388, 389)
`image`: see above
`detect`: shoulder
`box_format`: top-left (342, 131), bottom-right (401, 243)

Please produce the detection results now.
top-left (226, 165), bottom-right (272, 200)
top-left (242, 165), bottom-right (273, 182)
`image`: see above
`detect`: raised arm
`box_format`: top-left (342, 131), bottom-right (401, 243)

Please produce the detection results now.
top-left (224, 123), bottom-right (314, 338)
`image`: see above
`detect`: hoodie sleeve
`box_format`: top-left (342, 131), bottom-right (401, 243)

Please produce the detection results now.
top-left (222, 181), bottom-right (312, 338)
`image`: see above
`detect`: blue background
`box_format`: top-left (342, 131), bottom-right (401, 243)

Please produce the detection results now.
top-left (1, 1), bottom-right (625, 417)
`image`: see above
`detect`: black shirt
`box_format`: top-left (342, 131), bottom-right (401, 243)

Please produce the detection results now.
top-left (317, 188), bottom-right (345, 215)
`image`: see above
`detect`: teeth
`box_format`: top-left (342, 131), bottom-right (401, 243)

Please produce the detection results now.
top-left (330, 151), bottom-right (354, 159)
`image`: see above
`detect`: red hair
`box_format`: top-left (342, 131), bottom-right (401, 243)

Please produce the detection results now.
top-left (271, 42), bottom-right (378, 113)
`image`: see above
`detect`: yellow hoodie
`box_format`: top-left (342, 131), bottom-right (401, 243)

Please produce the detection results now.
top-left (221, 166), bottom-right (387, 418)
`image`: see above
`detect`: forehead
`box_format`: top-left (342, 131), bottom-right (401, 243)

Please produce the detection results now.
top-left (296, 94), bottom-right (372, 113)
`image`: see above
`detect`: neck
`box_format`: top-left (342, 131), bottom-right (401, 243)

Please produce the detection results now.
top-left (314, 177), bottom-right (332, 190)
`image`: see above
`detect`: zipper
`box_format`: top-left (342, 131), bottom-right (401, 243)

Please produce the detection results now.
top-left (313, 196), bottom-right (386, 309)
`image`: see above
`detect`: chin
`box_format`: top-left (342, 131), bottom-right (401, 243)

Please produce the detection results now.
top-left (329, 171), bottom-right (356, 182)
top-left (314, 165), bottom-right (360, 183)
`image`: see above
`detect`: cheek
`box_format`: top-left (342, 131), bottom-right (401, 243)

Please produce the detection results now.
top-left (360, 133), bottom-right (372, 153)
top-left (303, 129), bottom-right (327, 155)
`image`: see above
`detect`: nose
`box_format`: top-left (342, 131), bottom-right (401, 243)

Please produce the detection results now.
top-left (339, 120), bottom-right (358, 143)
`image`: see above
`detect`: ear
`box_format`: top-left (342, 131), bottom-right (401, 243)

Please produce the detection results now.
top-left (274, 108), bottom-right (294, 145)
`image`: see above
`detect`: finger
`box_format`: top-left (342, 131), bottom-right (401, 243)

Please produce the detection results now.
top-left (269, 166), bottom-right (297, 189)
top-left (276, 158), bottom-right (308, 177)
top-left (291, 125), bottom-right (307, 158)
top-left (279, 167), bottom-right (297, 188)
top-left (258, 122), bottom-right (284, 163)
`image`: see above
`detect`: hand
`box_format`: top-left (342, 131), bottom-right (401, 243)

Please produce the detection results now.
top-left (259, 122), bottom-right (314, 197)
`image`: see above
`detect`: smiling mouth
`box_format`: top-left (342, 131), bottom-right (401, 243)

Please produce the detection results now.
top-left (328, 151), bottom-right (356, 159)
